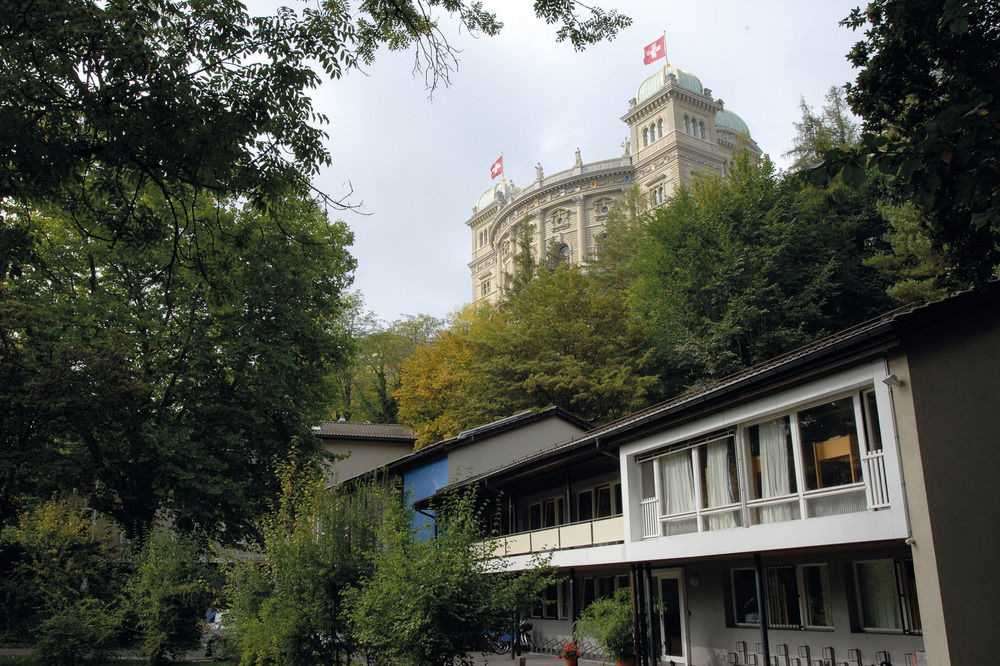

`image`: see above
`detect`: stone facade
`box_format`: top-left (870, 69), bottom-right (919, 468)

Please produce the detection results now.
top-left (467, 63), bottom-right (761, 303)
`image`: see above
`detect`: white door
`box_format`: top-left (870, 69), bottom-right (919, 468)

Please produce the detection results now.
top-left (652, 568), bottom-right (688, 665)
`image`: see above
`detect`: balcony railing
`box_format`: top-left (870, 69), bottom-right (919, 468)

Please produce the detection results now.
top-left (485, 515), bottom-right (624, 557)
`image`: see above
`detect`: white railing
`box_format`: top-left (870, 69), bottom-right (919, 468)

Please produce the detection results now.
top-left (862, 449), bottom-right (891, 509)
top-left (640, 498), bottom-right (659, 538)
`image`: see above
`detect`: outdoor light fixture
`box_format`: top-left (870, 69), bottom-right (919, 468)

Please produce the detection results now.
top-left (882, 373), bottom-right (901, 386)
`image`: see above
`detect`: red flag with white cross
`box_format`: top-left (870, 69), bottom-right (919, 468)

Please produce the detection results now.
top-left (490, 155), bottom-right (504, 180)
top-left (643, 35), bottom-right (666, 65)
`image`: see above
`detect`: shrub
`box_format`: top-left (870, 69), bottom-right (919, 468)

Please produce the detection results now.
top-left (574, 588), bottom-right (635, 661)
top-left (125, 530), bottom-right (211, 665)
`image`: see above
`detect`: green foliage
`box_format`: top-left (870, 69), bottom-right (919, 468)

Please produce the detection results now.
top-left (224, 456), bottom-right (390, 665)
top-left (35, 597), bottom-right (118, 666)
top-left (397, 263), bottom-right (663, 445)
top-left (633, 153), bottom-right (892, 386)
top-left (820, 0), bottom-right (1000, 284)
top-left (0, 0), bottom-right (628, 280)
top-left (786, 86), bottom-right (860, 171)
top-left (348, 488), bottom-right (554, 666)
top-left (864, 202), bottom-right (954, 302)
top-left (1, 192), bottom-right (355, 542)
top-left (125, 530), bottom-right (212, 665)
top-left (574, 588), bottom-right (635, 660)
top-left (1, 499), bottom-right (122, 663)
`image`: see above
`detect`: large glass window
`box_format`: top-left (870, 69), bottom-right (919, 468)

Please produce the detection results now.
top-left (640, 390), bottom-right (882, 538)
top-left (747, 416), bottom-right (800, 524)
top-left (800, 397), bottom-right (862, 490)
top-left (657, 436), bottom-right (740, 535)
top-left (732, 564), bottom-right (832, 630)
top-left (855, 559), bottom-right (921, 633)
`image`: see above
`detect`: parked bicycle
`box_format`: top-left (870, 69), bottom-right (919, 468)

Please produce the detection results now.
top-left (489, 621), bottom-right (533, 654)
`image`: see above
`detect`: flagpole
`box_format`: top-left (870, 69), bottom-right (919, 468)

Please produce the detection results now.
top-left (500, 152), bottom-right (505, 185)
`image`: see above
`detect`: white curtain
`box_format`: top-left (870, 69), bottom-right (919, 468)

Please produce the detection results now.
top-left (858, 560), bottom-right (902, 629)
top-left (661, 451), bottom-right (695, 515)
top-left (705, 439), bottom-right (737, 529)
top-left (759, 419), bottom-right (795, 523)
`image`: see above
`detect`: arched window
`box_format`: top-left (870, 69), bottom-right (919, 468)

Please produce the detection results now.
top-left (643, 128), bottom-right (649, 147)
top-left (684, 115), bottom-right (691, 134)
top-left (658, 119), bottom-right (664, 138)
top-left (699, 121), bottom-right (706, 139)
top-left (560, 244), bottom-right (571, 264)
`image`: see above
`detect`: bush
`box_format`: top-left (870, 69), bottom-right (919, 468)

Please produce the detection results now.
top-left (35, 597), bottom-right (117, 665)
top-left (574, 588), bottom-right (635, 661)
top-left (125, 530), bottom-right (211, 665)
top-left (1, 499), bottom-right (124, 662)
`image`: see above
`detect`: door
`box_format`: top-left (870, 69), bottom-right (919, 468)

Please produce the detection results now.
top-left (652, 569), bottom-right (688, 665)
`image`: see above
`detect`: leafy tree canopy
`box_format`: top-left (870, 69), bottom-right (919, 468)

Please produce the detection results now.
top-left (818, 0), bottom-right (1000, 284)
top-left (1, 189), bottom-right (355, 541)
top-left (633, 153), bottom-right (892, 385)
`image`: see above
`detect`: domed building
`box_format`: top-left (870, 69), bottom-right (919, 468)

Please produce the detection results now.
top-left (467, 62), bottom-right (760, 303)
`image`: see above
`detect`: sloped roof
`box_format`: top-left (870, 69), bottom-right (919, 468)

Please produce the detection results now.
top-left (314, 422), bottom-right (415, 442)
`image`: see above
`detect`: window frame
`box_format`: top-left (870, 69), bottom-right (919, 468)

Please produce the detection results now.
top-left (639, 386), bottom-right (884, 537)
top-left (730, 563), bottom-right (834, 631)
top-left (853, 558), bottom-right (922, 634)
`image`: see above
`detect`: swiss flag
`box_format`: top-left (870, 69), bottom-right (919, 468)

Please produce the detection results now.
top-left (490, 155), bottom-right (504, 180)
top-left (643, 36), bottom-right (666, 65)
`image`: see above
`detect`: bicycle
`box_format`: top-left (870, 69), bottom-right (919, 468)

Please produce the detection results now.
top-left (489, 621), bottom-right (533, 654)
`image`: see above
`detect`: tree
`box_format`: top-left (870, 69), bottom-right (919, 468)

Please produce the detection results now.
top-left (785, 86), bottom-right (860, 170)
top-left (395, 305), bottom-right (487, 447)
top-left (396, 264), bottom-right (664, 447)
top-left (347, 487), bottom-right (553, 666)
top-left (823, 0), bottom-right (1000, 284)
top-left (633, 153), bottom-right (892, 386)
top-left (225, 455), bottom-right (391, 666)
top-left (588, 185), bottom-right (653, 291)
top-left (1, 499), bottom-right (122, 664)
top-left (355, 314), bottom-right (443, 423)
top-left (125, 530), bottom-right (213, 665)
top-left (1, 0), bottom-right (629, 279)
top-left (0, 191), bottom-right (355, 541)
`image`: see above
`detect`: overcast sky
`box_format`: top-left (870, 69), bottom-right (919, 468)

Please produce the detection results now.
top-left (249, 1), bottom-right (865, 325)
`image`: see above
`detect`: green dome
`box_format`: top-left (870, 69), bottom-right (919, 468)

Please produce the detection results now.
top-left (636, 64), bottom-right (704, 105)
top-left (476, 181), bottom-right (520, 212)
top-left (715, 109), bottom-right (752, 138)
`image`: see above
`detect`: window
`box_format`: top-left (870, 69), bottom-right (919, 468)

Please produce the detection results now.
top-left (646, 435), bottom-right (741, 536)
top-left (855, 559), bottom-right (921, 633)
top-left (732, 564), bottom-right (832, 629)
top-left (639, 389), bottom-right (884, 538)
top-left (480, 279), bottom-right (490, 297)
top-left (684, 115), bottom-right (691, 134)
top-left (532, 581), bottom-right (568, 619)
top-left (576, 483), bottom-right (622, 521)
top-left (747, 416), bottom-right (800, 524)
top-left (658, 118), bottom-right (664, 138)
top-left (528, 496), bottom-right (564, 530)
top-left (479, 229), bottom-right (489, 247)
top-left (698, 120), bottom-right (705, 138)
top-left (643, 127), bottom-right (649, 147)
top-left (559, 244), bottom-right (571, 264)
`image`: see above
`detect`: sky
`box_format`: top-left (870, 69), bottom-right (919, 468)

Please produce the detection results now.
top-left (249, 1), bottom-right (866, 325)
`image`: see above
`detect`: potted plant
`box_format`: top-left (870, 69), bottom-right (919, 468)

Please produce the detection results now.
top-left (557, 641), bottom-right (581, 665)
top-left (573, 588), bottom-right (636, 666)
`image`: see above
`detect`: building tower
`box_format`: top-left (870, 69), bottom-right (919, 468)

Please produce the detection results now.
top-left (467, 63), bottom-right (760, 304)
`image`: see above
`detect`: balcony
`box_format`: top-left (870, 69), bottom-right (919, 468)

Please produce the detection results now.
top-left (485, 515), bottom-right (624, 557)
